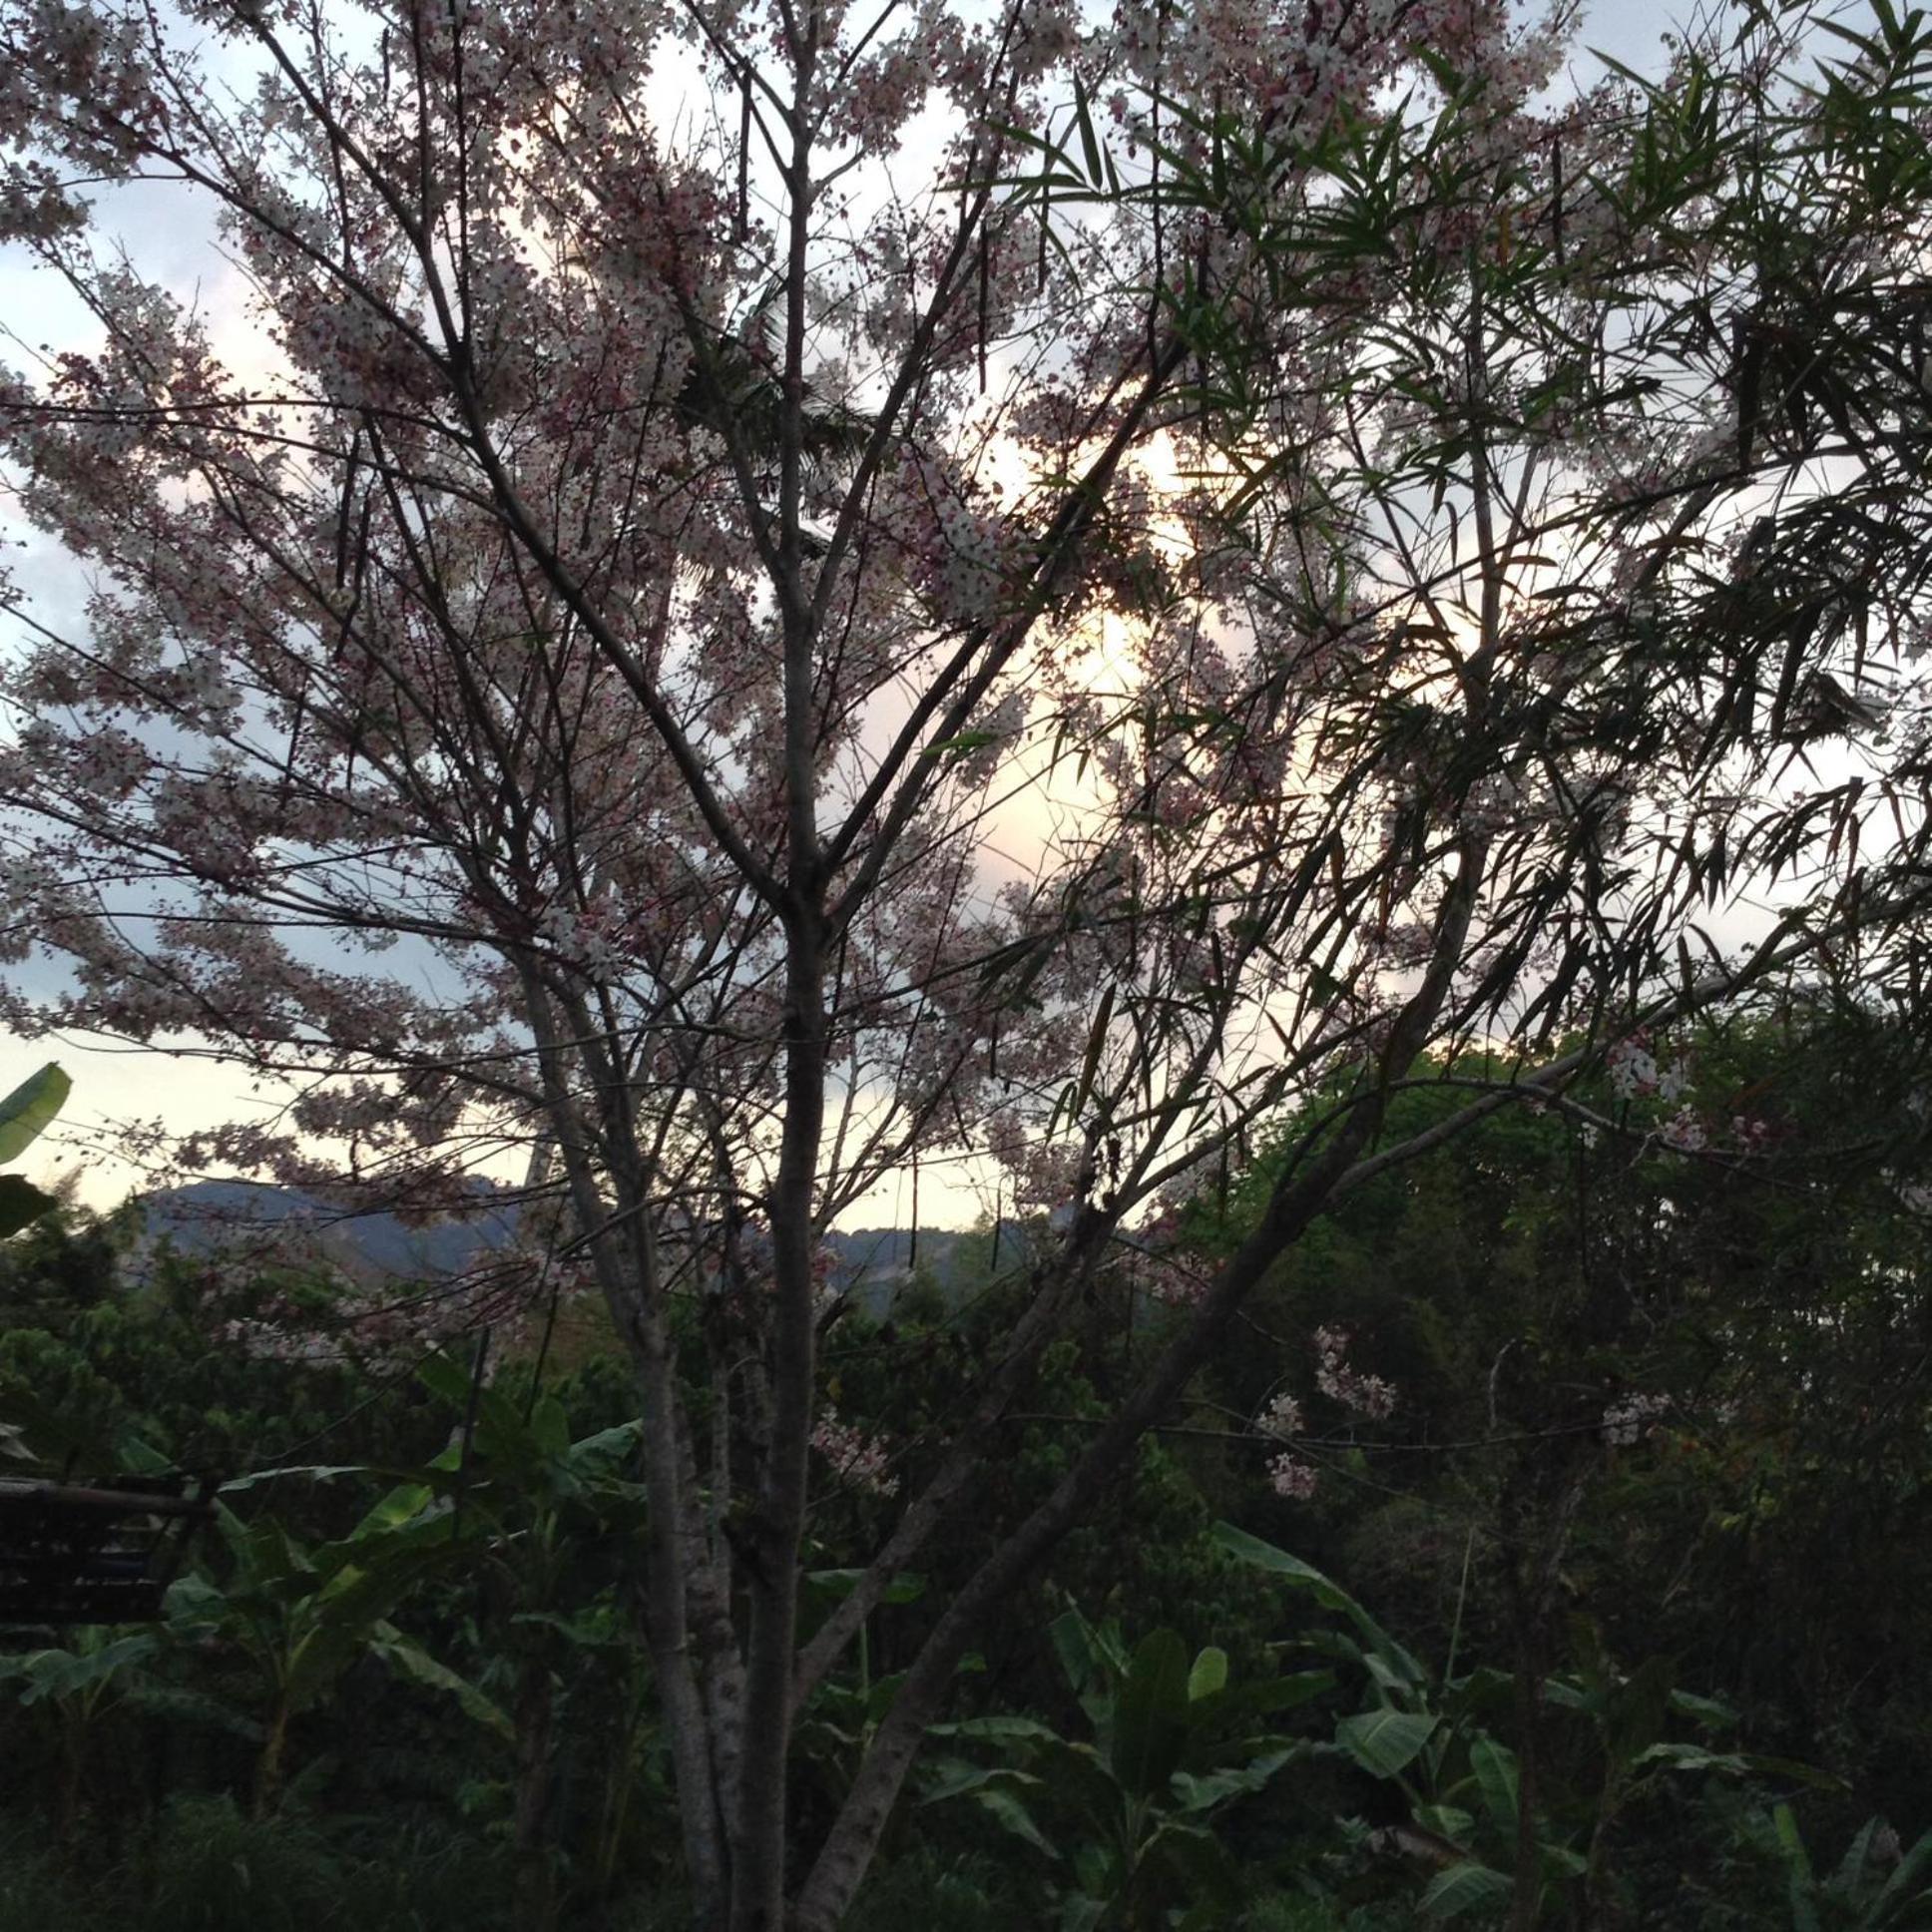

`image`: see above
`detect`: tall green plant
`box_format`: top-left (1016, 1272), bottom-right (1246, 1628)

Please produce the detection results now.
top-left (1757, 1807), bottom-right (1932, 1932)
top-left (923, 1604), bottom-right (1330, 1929)
top-left (1217, 1525), bottom-right (1833, 1923)
top-left (167, 1476), bottom-right (508, 1813)
top-left (215, 1352), bottom-right (656, 1900)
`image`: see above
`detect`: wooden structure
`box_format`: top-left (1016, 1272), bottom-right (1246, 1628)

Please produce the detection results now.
top-left (0, 1476), bottom-right (216, 1624)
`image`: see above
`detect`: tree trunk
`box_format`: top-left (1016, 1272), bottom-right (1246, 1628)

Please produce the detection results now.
top-left (728, 902), bottom-right (829, 1931)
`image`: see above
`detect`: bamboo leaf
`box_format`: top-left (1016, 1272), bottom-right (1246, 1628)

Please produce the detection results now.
top-left (1072, 983), bottom-right (1115, 1123)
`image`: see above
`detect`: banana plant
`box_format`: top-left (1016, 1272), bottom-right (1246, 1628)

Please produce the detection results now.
top-left (167, 1472), bottom-right (509, 1813)
top-left (0, 1061), bottom-right (70, 1237)
top-left (403, 1354), bottom-right (652, 1914)
top-left (0, 1626), bottom-right (161, 1831)
top-left (922, 1604), bottom-right (1330, 1929)
top-left (0, 1618), bottom-right (265, 1831)
top-left (1758, 1806), bottom-right (1932, 1930)
top-left (1216, 1523), bottom-right (1835, 1923)
top-left (226, 1352), bottom-right (654, 1906)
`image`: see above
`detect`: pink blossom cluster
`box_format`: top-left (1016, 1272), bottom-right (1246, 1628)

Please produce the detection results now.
top-left (1657, 1106), bottom-right (1707, 1154)
top-left (1247, 1333), bottom-right (1397, 1502)
top-left (1254, 1388), bottom-right (1304, 1440)
top-left (1313, 1326), bottom-right (1396, 1420)
top-left (1606, 1029), bottom-right (1690, 1104)
top-left (1265, 1452), bottom-right (1319, 1501)
top-left (1257, 1387), bottom-right (1318, 1498)
top-left (809, 1406), bottom-right (899, 1499)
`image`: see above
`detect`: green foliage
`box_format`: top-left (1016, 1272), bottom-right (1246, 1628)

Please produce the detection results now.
top-left (0, 1626), bottom-right (161, 1711)
top-left (162, 1477), bottom-right (509, 1810)
top-left (1751, 1807), bottom-right (1932, 1932)
top-left (845, 1846), bottom-right (1028, 1932)
top-left (0, 1802), bottom-right (525, 1932)
top-left (1183, 1006), bottom-right (1932, 1831)
top-left (924, 1602), bottom-right (1324, 1928)
top-left (0, 1821), bottom-right (104, 1932)
top-left (0, 1062), bottom-right (69, 1237)
top-left (9, 1004), bottom-right (1932, 1924)
top-left (1218, 1524), bottom-right (1839, 1925)
top-left (144, 1797), bottom-right (356, 1932)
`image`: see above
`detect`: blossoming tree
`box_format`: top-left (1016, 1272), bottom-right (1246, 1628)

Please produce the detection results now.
top-left (3, 0), bottom-right (1930, 1916)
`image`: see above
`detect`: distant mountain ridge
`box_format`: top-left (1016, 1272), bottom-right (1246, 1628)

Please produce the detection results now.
top-left (138, 1182), bottom-right (983, 1303)
top-left (138, 1180), bottom-right (521, 1284)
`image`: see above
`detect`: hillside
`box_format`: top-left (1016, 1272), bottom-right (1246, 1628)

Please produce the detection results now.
top-left (138, 1183), bottom-right (986, 1306)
